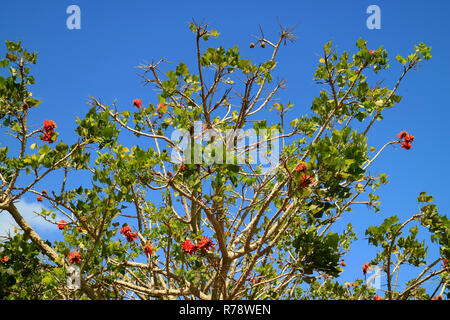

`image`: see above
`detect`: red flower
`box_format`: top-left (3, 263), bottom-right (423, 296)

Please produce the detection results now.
top-left (401, 141), bottom-right (412, 150)
top-left (373, 295), bottom-right (383, 300)
top-left (133, 99), bottom-right (142, 109)
top-left (41, 131), bottom-right (57, 144)
top-left (397, 131), bottom-right (408, 139)
top-left (362, 262), bottom-right (370, 274)
top-left (299, 175), bottom-right (313, 188)
top-left (43, 120), bottom-right (57, 131)
top-left (369, 50), bottom-right (376, 55)
top-left (68, 251), bottom-right (81, 264)
top-left (57, 220), bottom-right (67, 230)
top-left (120, 225), bottom-right (137, 242)
top-left (125, 232), bottom-right (138, 242)
top-left (181, 240), bottom-right (196, 255)
top-left (443, 259), bottom-right (448, 269)
top-left (157, 103), bottom-right (167, 118)
top-left (197, 236), bottom-right (215, 252)
top-left (431, 295), bottom-right (443, 300)
top-left (404, 134), bottom-right (414, 143)
top-left (41, 120), bottom-right (57, 144)
top-left (36, 195), bottom-right (43, 202)
top-left (339, 260), bottom-right (346, 267)
top-left (180, 164), bottom-right (186, 172)
top-left (120, 225), bottom-right (132, 235)
top-left (42, 190), bottom-right (48, 196)
top-left (294, 163), bottom-right (307, 173)
top-left (1, 256), bottom-right (8, 263)
top-left (143, 244), bottom-right (154, 256)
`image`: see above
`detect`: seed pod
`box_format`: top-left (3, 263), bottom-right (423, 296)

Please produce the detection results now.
top-left (249, 42), bottom-right (255, 48)
top-left (260, 41), bottom-right (266, 48)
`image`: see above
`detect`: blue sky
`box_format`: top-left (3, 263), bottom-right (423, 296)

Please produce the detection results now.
top-left (1, 0), bottom-right (449, 297)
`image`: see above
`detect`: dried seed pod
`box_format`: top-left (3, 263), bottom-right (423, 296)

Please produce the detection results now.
top-left (260, 41), bottom-right (266, 48)
top-left (249, 42), bottom-right (255, 48)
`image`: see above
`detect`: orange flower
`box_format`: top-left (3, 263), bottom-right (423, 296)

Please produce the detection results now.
top-left (120, 225), bottom-right (132, 236)
top-left (397, 131), bottom-right (408, 139)
top-left (401, 141), bottom-right (412, 150)
top-left (157, 103), bottom-right (167, 118)
top-left (143, 244), bottom-right (155, 256)
top-left (1, 256), bottom-right (8, 263)
top-left (299, 175), bottom-right (313, 188)
top-left (339, 260), bottom-right (346, 267)
top-left (57, 220), bottom-right (67, 230)
top-left (373, 295), bottom-right (383, 300)
top-left (41, 120), bottom-right (57, 144)
top-left (43, 120), bottom-right (57, 131)
top-left (133, 99), bottom-right (142, 109)
top-left (181, 240), bottom-right (196, 255)
top-left (362, 262), bottom-right (370, 274)
top-left (120, 225), bottom-right (137, 242)
top-left (42, 190), bottom-right (48, 196)
top-left (125, 232), bottom-right (137, 242)
top-left (36, 195), bottom-right (43, 202)
top-left (404, 134), bottom-right (414, 143)
top-left (197, 236), bottom-right (215, 252)
top-left (294, 163), bottom-right (307, 173)
top-left (68, 251), bottom-right (81, 264)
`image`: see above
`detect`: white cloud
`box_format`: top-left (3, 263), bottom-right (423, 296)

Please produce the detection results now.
top-left (0, 199), bottom-right (58, 237)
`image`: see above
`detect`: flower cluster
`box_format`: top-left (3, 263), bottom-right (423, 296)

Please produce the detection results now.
top-left (41, 120), bottom-right (57, 144)
top-left (339, 260), bottom-right (346, 267)
top-left (181, 236), bottom-right (215, 255)
top-left (431, 295), bottom-right (443, 300)
top-left (0, 256), bottom-right (8, 263)
top-left (120, 225), bottom-right (138, 242)
top-left (68, 251), bottom-right (81, 264)
top-left (362, 262), bottom-right (370, 274)
top-left (57, 220), bottom-right (67, 230)
top-left (157, 103), bottom-right (167, 118)
top-left (133, 99), bottom-right (142, 109)
top-left (143, 244), bottom-right (155, 256)
top-left (373, 295), bottom-right (383, 300)
top-left (182, 240), bottom-right (197, 255)
top-left (294, 163), bottom-right (307, 173)
top-left (299, 175), bottom-right (313, 188)
top-left (397, 131), bottom-right (414, 150)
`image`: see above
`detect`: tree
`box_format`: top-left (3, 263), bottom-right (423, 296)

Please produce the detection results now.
top-left (0, 22), bottom-right (448, 300)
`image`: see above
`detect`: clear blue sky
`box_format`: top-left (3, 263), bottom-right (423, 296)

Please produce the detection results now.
top-left (1, 0), bottom-right (449, 296)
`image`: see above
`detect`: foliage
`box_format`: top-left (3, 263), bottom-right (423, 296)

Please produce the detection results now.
top-left (0, 21), bottom-right (447, 300)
